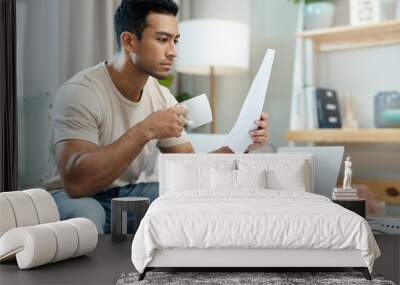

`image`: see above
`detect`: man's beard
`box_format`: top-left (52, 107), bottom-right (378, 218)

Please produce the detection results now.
top-left (136, 60), bottom-right (169, 80)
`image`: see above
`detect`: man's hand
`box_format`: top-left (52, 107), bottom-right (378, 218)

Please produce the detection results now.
top-left (140, 105), bottom-right (187, 140)
top-left (245, 112), bottom-right (269, 153)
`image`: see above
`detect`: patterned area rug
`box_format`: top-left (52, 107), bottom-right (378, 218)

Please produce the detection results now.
top-left (116, 271), bottom-right (396, 285)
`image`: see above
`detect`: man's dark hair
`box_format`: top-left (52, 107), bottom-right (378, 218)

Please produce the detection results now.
top-left (114, 0), bottom-right (179, 51)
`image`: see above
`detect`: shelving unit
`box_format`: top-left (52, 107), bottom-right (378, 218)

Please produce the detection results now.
top-left (287, 16), bottom-right (400, 144)
top-left (286, 129), bottom-right (400, 144)
top-left (298, 19), bottom-right (400, 52)
top-left (287, 4), bottom-right (400, 208)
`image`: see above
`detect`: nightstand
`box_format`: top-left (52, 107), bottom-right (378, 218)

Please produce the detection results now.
top-left (332, 199), bottom-right (366, 218)
top-left (111, 197), bottom-right (150, 242)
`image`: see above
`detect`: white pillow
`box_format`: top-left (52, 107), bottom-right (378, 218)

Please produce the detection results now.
top-left (211, 168), bottom-right (236, 190)
top-left (236, 169), bottom-right (268, 189)
top-left (211, 169), bottom-right (268, 190)
top-left (166, 158), bottom-right (236, 193)
top-left (167, 162), bottom-right (212, 191)
top-left (238, 159), bottom-right (307, 191)
top-left (266, 162), bottom-right (306, 191)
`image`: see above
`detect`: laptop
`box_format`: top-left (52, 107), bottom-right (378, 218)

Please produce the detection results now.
top-left (277, 146), bottom-right (344, 198)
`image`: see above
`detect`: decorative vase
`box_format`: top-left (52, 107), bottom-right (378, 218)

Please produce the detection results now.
top-left (304, 2), bottom-right (335, 30)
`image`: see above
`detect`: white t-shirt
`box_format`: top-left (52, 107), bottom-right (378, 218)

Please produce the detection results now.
top-left (43, 62), bottom-right (189, 190)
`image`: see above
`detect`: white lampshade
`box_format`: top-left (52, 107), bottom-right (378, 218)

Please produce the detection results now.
top-left (176, 19), bottom-right (250, 75)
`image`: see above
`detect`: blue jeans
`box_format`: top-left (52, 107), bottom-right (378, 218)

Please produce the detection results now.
top-left (51, 182), bottom-right (159, 234)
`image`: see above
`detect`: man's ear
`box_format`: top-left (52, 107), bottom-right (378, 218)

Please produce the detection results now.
top-left (120, 31), bottom-right (138, 53)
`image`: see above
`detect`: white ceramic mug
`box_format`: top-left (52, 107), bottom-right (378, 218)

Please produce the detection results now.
top-left (179, 94), bottom-right (213, 129)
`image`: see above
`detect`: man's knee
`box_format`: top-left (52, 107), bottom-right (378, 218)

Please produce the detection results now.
top-left (51, 190), bottom-right (106, 234)
top-left (73, 198), bottom-right (106, 228)
top-left (144, 182), bottom-right (159, 202)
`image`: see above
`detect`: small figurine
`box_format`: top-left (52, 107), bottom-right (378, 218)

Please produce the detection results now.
top-left (332, 156), bottom-right (357, 200)
top-left (343, 157), bottom-right (352, 190)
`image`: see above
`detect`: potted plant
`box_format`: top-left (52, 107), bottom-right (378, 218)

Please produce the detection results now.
top-left (159, 75), bottom-right (193, 103)
top-left (292, 0), bottom-right (335, 30)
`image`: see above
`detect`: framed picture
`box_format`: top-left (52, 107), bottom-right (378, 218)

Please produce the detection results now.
top-left (350, 0), bottom-right (381, 25)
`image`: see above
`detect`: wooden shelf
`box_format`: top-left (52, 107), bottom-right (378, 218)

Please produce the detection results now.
top-left (285, 128), bottom-right (400, 143)
top-left (298, 20), bottom-right (400, 52)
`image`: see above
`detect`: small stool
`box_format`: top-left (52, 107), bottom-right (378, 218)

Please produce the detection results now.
top-left (111, 197), bottom-right (150, 242)
top-left (333, 199), bottom-right (366, 218)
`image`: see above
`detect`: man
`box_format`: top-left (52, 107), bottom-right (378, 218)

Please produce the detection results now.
top-left (45, 0), bottom-right (269, 234)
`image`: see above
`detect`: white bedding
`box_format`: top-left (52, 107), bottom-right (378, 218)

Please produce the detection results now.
top-left (131, 190), bottom-right (380, 273)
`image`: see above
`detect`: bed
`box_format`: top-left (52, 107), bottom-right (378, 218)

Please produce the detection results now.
top-left (131, 154), bottom-right (380, 280)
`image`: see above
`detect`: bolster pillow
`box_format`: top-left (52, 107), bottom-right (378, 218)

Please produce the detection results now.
top-left (0, 189), bottom-right (60, 237)
top-left (0, 218), bottom-right (98, 269)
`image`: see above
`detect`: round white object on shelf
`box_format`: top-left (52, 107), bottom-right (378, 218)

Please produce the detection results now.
top-left (1, 192), bottom-right (39, 227)
top-left (0, 195), bottom-right (17, 237)
top-left (24, 189), bottom-right (60, 223)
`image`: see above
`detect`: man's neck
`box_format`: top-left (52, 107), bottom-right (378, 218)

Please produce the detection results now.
top-left (106, 53), bottom-right (148, 102)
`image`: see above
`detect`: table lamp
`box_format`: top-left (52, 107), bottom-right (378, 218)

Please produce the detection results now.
top-left (176, 19), bottom-right (249, 133)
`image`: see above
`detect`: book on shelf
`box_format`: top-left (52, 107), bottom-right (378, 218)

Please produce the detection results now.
top-left (333, 188), bottom-right (357, 193)
top-left (332, 192), bottom-right (359, 199)
top-left (305, 87), bottom-right (318, 129)
top-left (316, 88), bottom-right (342, 128)
top-left (332, 195), bottom-right (359, 200)
top-left (304, 87), bottom-right (342, 129)
top-left (333, 193), bottom-right (358, 197)
top-left (332, 187), bottom-right (359, 200)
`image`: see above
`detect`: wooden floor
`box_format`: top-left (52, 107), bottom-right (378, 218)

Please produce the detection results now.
top-left (0, 235), bottom-right (398, 284)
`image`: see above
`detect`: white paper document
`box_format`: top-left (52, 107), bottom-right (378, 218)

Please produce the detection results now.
top-left (225, 49), bottom-right (275, 153)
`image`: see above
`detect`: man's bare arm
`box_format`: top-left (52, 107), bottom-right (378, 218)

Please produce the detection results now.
top-left (159, 142), bottom-right (195, 153)
top-left (159, 142), bottom-right (232, 154)
top-left (55, 123), bottom-right (150, 198)
top-left (56, 106), bottom-right (187, 198)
